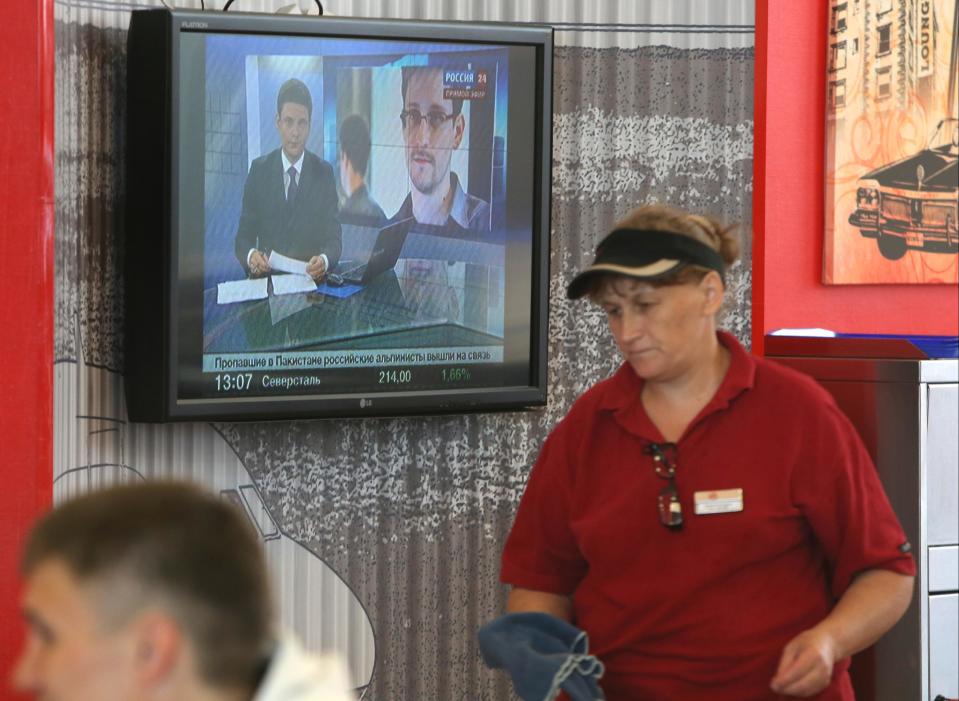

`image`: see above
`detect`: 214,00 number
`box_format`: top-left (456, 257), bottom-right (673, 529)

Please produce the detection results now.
top-left (379, 369), bottom-right (411, 384)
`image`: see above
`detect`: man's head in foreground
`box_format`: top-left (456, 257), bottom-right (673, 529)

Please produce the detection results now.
top-left (12, 482), bottom-right (273, 701)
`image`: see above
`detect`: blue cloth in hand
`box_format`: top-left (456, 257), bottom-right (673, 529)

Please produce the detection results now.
top-left (478, 612), bottom-right (605, 701)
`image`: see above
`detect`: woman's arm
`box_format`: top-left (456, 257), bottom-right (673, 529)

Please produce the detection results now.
top-left (770, 568), bottom-right (914, 697)
top-left (507, 587), bottom-right (574, 623)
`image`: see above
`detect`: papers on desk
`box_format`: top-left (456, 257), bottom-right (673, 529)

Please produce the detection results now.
top-left (216, 274), bottom-right (315, 304)
top-left (271, 273), bottom-right (317, 296)
top-left (217, 277), bottom-right (268, 304)
top-left (268, 251), bottom-right (309, 276)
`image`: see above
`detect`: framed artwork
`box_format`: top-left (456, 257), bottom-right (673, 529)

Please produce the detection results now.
top-left (824, 0), bottom-right (958, 284)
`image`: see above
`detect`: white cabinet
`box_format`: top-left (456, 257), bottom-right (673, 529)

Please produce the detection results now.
top-left (929, 593), bottom-right (958, 701)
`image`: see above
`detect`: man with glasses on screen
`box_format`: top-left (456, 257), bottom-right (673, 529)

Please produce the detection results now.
top-left (393, 66), bottom-right (490, 235)
top-left (234, 78), bottom-right (342, 282)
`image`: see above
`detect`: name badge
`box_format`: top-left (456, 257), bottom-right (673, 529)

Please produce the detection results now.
top-left (694, 488), bottom-right (743, 515)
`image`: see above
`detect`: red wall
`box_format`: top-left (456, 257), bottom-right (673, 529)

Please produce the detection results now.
top-left (0, 0), bottom-right (54, 693)
top-left (752, 0), bottom-right (959, 353)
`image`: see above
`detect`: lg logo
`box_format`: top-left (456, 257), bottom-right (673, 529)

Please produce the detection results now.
top-left (359, 398), bottom-right (372, 408)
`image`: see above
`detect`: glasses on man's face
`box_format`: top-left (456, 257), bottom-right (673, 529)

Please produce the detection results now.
top-left (644, 442), bottom-right (683, 530)
top-left (400, 109), bottom-right (455, 132)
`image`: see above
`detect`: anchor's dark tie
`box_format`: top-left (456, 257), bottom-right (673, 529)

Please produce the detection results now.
top-left (286, 165), bottom-right (298, 204)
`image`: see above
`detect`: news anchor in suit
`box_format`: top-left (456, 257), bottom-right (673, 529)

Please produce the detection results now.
top-left (234, 78), bottom-right (341, 281)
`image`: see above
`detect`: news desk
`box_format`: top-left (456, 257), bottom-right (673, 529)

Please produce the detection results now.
top-left (202, 259), bottom-right (505, 354)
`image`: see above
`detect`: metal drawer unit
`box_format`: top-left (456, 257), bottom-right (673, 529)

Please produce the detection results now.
top-left (767, 337), bottom-right (958, 701)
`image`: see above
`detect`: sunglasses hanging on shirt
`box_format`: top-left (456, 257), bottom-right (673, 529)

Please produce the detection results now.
top-left (644, 442), bottom-right (683, 531)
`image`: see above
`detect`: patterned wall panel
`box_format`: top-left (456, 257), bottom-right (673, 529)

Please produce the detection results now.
top-left (54, 1), bottom-right (753, 698)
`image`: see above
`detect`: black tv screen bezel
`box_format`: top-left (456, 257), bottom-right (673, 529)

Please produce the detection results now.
top-left (125, 9), bottom-right (552, 422)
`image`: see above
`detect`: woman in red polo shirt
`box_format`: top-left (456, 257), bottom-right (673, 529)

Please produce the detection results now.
top-left (500, 204), bottom-right (915, 700)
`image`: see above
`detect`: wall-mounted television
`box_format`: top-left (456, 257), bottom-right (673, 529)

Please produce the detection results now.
top-left (124, 8), bottom-right (552, 421)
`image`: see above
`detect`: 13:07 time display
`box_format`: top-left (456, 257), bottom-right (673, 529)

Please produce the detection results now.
top-left (215, 373), bottom-right (253, 392)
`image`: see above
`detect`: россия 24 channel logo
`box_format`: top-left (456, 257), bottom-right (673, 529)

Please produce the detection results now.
top-left (443, 64), bottom-right (489, 101)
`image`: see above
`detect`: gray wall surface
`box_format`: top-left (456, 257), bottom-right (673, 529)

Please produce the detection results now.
top-left (54, 1), bottom-right (753, 698)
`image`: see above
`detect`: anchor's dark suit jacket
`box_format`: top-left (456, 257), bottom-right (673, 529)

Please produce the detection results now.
top-left (233, 148), bottom-right (342, 273)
